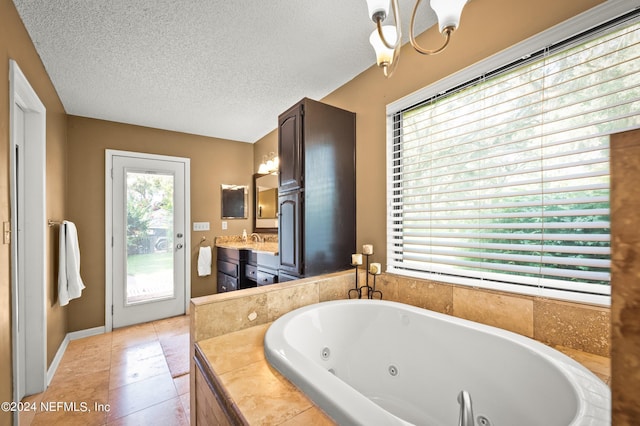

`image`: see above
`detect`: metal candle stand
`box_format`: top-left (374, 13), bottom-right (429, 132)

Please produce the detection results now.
top-left (348, 253), bottom-right (383, 300)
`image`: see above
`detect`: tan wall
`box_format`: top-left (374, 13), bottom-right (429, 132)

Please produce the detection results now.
top-left (66, 116), bottom-right (254, 331)
top-left (254, 0), bottom-right (604, 260)
top-left (1, 0), bottom-right (68, 422)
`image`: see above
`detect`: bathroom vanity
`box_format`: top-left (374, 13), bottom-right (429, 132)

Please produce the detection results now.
top-left (251, 251), bottom-right (279, 286)
top-left (215, 238), bottom-right (279, 293)
top-left (216, 247), bottom-right (251, 293)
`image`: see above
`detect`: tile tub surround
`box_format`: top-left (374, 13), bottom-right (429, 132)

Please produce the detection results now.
top-left (196, 324), bottom-right (335, 425)
top-left (189, 270), bottom-right (354, 425)
top-left (376, 273), bottom-right (611, 358)
top-left (194, 320), bottom-right (607, 426)
top-left (189, 269), bottom-right (611, 424)
top-left (191, 270), bottom-right (354, 343)
top-left (190, 267), bottom-right (611, 356)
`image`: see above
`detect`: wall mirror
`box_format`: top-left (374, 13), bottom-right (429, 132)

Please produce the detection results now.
top-left (221, 184), bottom-right (248, 219)
top-left (253, 173), bottom-right (278, 233)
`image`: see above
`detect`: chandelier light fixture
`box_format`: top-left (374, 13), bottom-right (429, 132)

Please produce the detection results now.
top-left (366, 0), bottom-right (468, 77)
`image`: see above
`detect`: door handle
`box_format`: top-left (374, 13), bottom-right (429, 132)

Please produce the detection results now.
top-left (176, 243), bottom-right (183, 250)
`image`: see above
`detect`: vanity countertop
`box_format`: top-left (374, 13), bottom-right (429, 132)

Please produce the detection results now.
top-left (215, 240), bottom-right (279, 255)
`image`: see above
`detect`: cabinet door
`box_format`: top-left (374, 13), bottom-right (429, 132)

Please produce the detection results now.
top-left (216, 273), bottom-right (238, 293)
top-left (278, 103), bottom-right (303, 192)
top-left (278, 191), bottom-right (302, 277)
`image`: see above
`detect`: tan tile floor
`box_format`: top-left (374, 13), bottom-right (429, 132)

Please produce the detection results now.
top-left (20, 315), bottom-right (190, 426)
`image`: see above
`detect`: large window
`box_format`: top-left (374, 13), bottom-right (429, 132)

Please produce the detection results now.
top-left (387, 8), bottom-right (640, 305)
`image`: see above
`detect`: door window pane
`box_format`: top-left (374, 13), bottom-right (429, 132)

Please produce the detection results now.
top-left (125, 171), bottom-right (174, 304)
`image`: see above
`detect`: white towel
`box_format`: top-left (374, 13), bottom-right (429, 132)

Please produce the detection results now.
top-left (58, 220), bottom-right (86, 306)
top-left (198, 246), bottom-right (212, 277)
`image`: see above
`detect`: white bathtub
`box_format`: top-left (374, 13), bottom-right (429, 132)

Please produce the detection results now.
top-left (264, 299), bottom-right (610, 426)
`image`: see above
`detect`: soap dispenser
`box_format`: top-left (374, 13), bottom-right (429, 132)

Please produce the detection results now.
top-left (242, 229), bottom-right (247, 242)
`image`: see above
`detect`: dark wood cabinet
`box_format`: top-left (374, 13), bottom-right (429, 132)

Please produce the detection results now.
top-left (278, 98), bottom-right (356, 279)
top-left (278, 103), bottom-right (303, 193)
top-left (256, 252), bottom-right (279, 286)
top-left (245, 250), bottom-right (258, 283)
top-left (278, 191), bottom-right (302, 277)
top-left (216, 247), bottom-right (256, 293)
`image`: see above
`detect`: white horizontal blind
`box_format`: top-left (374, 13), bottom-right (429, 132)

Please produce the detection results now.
top-left (388, 16), bottom-right (640, 305)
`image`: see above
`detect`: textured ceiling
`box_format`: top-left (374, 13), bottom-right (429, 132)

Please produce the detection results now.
top-left (13, 1), bottom-right (436, 143)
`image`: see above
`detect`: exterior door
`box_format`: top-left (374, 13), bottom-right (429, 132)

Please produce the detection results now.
top-left (111, 153), bottom-right (188, 328)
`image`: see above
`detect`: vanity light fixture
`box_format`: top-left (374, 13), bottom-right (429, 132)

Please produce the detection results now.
top-left (366, 0), bottom-right (468, 77)
top-left (258, 152), bottom-right (279, 174)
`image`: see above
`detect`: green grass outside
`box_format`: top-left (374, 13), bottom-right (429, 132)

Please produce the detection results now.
top-left (127, 251), bottom-right (173, 275)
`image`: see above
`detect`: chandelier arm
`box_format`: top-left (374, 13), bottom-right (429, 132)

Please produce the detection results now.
top-left (391, 0), bottom-right (402, 43)
top-left (409, 0), bottom-right (453, 55)
top-left (410, 27), bottom-right (452, 55)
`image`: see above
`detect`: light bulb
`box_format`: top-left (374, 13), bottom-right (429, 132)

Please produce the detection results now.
top-left (430, 0), bottom-right (467, 33)
top-left (370, 26), bottom-right (398, 66)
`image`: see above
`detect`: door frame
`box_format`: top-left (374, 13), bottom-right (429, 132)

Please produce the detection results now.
top-left (105, 150), bottom-right (191, 332)
top-left (9, 60), bottom-right (48, 405)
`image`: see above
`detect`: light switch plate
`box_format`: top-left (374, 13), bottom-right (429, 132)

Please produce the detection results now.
top-left (193, 222), bottom-right (210, 231)
top-left (222, 221), bottom-right (228, 230)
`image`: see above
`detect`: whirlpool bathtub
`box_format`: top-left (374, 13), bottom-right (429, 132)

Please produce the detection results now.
top-left (264, 299), bottom-right (610, 425)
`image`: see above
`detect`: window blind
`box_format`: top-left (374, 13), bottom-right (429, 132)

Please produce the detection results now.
top-left (388, 14), bottom-right (640, 305)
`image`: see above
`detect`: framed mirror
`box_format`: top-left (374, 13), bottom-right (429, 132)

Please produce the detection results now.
top-left (253, 173), bottom-right (278, 233)
top-left (221, 184), bottom-right (248, 219)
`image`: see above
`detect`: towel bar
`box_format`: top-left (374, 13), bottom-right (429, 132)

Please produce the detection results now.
top-left (48, 219), bottom-right (62, 227)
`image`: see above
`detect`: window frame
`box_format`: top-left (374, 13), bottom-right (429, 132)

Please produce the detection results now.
top-left (385, 1), bottom-right (639, 307)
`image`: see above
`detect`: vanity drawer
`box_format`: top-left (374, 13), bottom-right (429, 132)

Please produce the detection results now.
top-left (217, 272), bottom-right (238, 293)
top-left (256, 270), bottom-right (278, 286)
top-left (217, 260), bottom-right (239, 278)
top-left (245, 264), bottom-right (257, 281)
top-left (217, 246), bottom-right (241, 262)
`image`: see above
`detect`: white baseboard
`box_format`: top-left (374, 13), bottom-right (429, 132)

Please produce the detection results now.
top-left (68, 326), bottom-right (105, 341)
top-left (46, 326), bottom-right (106, 385)
top-left (46, 337), bottom-right (69, 386)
